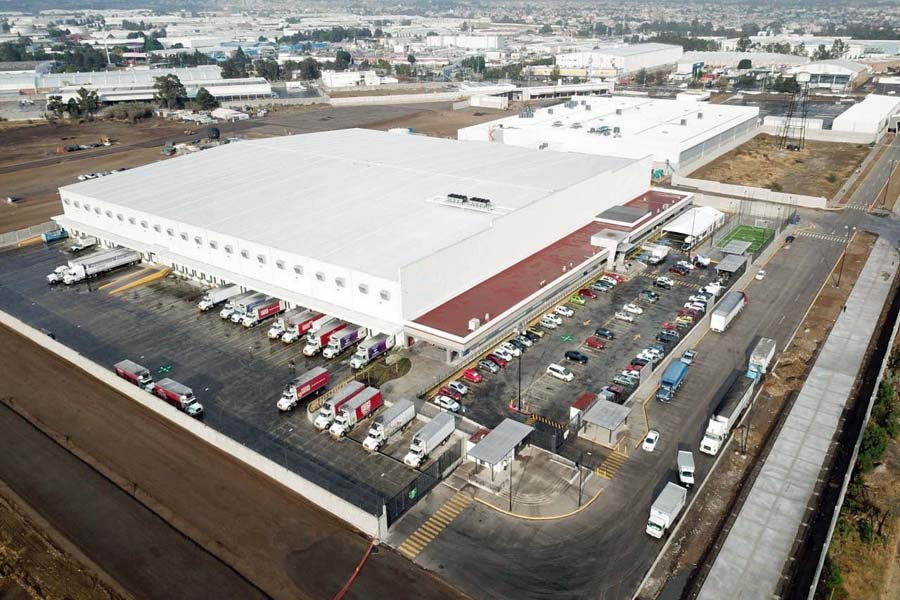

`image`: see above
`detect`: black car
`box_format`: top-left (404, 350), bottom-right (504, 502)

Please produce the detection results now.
top-left (564, 350), bottom-right (589, 364)
top-left (659, 331), bottom-right (680, 342)
top-left (631, 357), bottom-right (650, 367)
top-left (785, 235), bottom-right (796, 245)
top-left (509, 338), bottom-right (528, 352)
top-left (655, 332), bottom-right (673, 343)
top-left (523, 330), bottom-right (541, 342)
top-left (594, 327), bottom-right (615, 340)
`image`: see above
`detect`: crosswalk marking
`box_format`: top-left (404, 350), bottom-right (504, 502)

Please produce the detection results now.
top-left (398, 492), bottom-right (473, 559)
top-left (794, 231), bottom-right (847, 243)
top-left (596, 449), bottom-right (629, 480)
top-left (635, 273), bottom-right (701, 289)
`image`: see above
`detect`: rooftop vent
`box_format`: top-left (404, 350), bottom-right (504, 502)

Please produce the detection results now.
top-left (615, 108), bottom-right (623, 115)
top-left (548, 108), bottom-right (554, 114)
top-left (697, 112), bottom-right (704, 119)
top-left (447, 193), bottom-right (469, 203)
top-left (585, 104), bottom-right (591, 111)
top-left (680, 118), bottom-right (687, 126)
top-left (468, 318), bottom-right (481, 332)
top-left (539, 142), bottom-right (549, 149)
top-left (469, 196), bottom-right (492, 206)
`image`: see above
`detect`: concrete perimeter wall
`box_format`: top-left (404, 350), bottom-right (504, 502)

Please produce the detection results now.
top-left (0, 221), bottom-right (58, 249)
top-left (672, 174), bottom-right (828, 209)
top-left (328, 91), bottom-right (464, 107)
top-left (0, 309), bottom-right (387, 539)
top-left (759, 124), bottom-right (876, 144)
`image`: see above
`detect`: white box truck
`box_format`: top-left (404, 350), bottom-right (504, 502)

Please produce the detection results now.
top-left (328, 387), bottom-right (383, 438)
top-left (267, 308), bottom-right (307, 339)
top-left (404, 412), bottom-right (455, 468)
top-left (219, 292), bottom-right (257, 320)
top-left (646, 482), bottom-right (688, 539)
top-left (710, 291), bottom-right (747, 332)
top-left (362, 399), bottom-right (416, 452)
top-left (677, 450), bottom-right (695, 487)
top-left (349, 333), bottom-right (395, 369)
top-left (198, 284), bottom-right (241, 311)
top-left (312, 381), bottom-right (365, 430)
top-left (322, 324), bottom-right (367, 359)
top-left (63, 248), bottom-right (141, 284)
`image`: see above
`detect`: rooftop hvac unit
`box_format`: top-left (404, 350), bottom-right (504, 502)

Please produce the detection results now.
top-left (615, 108), bottom-right (622, 115)
top-left (613, 126), bottom-right (621, 133)
top-left (447, 193), bottom-right (469, 203)
top-left (580, 100), bottom-right (586, 105)
top-left (468, 318), bottom-right (481, 331)
top-left (469, 196), bottom-right (492, 206)
top-left (548, 108), bottom-right (554, 114)
top-left (680, 119), bottom-right (687, 126)
top-left (539, 142), bottom-right (549, 149)
top-left (586, 105), bottom-right (591, 111)
top-left (697, 112), bottom-right (703, 119)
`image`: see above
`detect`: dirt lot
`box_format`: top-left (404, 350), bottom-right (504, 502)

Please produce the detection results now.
top-left (364, 105), bottom-right (507, 138)
top-left (0, 323), bottom-right (466, 600)
top-left (641, 231), bottom-right (877, 598)
top-left (690, 134), bottom-right (870, 199)
top-left (0, 491), bottom-right (123, 600)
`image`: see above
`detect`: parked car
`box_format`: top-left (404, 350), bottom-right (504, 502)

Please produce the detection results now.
top-left (688, 294), bottom-right (708, 303)
top-left (605, 273), bottom-right (625, 283)
top-left (547, 363), bottom-right (574, 382)
top-left (564, 350), bottom-right (589, 364)
top-left (462, 368), bottom-right (483, 383)
top-left (642, 430), bottom-right (660, 452)
top-left (447, 380), bottom-right (469, 396)
top-left (755, 270), bottom-right (766, 280)
top-left (655, 333), bottom-right (674, 344)
top-left (623, 303), bottom-right (643, 315)
top-left (569, 294), bottom-right (587, 306)
top-left (499, 342), bottom-right (521, 357)
top-left (586, 336), bottom-right (606, 350)
top-left (478, 359), bottom-right (499, 374)
top-left (639, 290), bottom-right (659, 303)
top-left (669, 265), bottom-right (689, 276)
top-left (594, 327), bottom-right (615, 340)
top-left (508, 339), bottom-right (528, 353)
top-left (434, 395), bottom-right (461, 412)
top-left (545, 313), bottom-right (563, 326)
top-left (660, 329), bottom-right (681, 340)
top-left (514, 335), bottom-right (533, 348)
top-left (579, 288), bottom-right (598, 299)
top-left (663, 321), bottom-right (678, 331)
top-left (613, 375), bottom-right (636, 389)
top-left (486, 353), bottom-right (507, 368)
top-left (654, 277), bottom-right (674, 289)
top-left (681, 349), bottom-right (698, 365)
top-left (591, 281), bottom-right (613, 293)
top-left (614, 311), bottom-right (634, 323)
top-left (540, 316), bottom-right (559, 329)
top-left (676, 260), bottom-right (696, 271)
top-left (438, 386), bottom-right (462, 401)
top-left (525, 328), bottom-right (544, 340)
top-left (554, 305), bottom-right (575, 318)
top-left (631, 357), bottom-right (650, 367)
top-left (600, 275), bottom-right (619, 286)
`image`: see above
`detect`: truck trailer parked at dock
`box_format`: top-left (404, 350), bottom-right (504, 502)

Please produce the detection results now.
top-left (362, 399), bottom-right (416, 452)
top-left (404, 413), bottom-right (455, 468)
top-left (63, 248), bottom-right (141, 284)
top-left (328, 387), bottom-right (383, 438)
top-left (277, 367), bottom-right (329, 412)
top-left (349, 334), bottom-right (395, 369)
top-left (710, 291), bottom-right (747, 333)
top-left (312, 381), bottom-right (366, 430)
top-left (323, 324), bottom-right (367, 359)
top-left (198, 284), bottom-right (241, 311)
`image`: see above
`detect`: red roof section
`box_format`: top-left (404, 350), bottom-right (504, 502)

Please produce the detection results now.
top-left (572, 392), bottom-right (597, 411)
top-left (412, 189), bottom-right (689, 339)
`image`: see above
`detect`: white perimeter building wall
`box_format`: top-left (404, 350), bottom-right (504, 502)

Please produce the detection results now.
top-left (556, 44), bottom-right (683, 73)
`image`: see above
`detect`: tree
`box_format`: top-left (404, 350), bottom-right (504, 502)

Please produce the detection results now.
top-left (460, 21), bottom-right (469, 32)
top-left (335, 49), bottom-right (352, 71)
top-left (539, 24), bottom-right (552, 35)
top-left (407, 53), bottom-right (416, 65)
top-left (254, 58), bottom-right (281, 81)
top-left (221, 47), bottom-right (249, 78)
top-left (637, 68), bottom-right (648, 86)
top-left (75, 87), bottom-right (99, 116)
top-left (812, 44), bottom-right (831, 61)
top-left (143, 34), bottom-right (163, 52)
top-left (793, 42), bottom-right (806, 57)
top-left (831, 38), bottom-right (847, 59)
top-left (737, 58), bottom-right (752, 70)
top-left (736, 36), bottom-right (752, 52)
top-left (549, 66), bottom-right (561, 82)
top-left (66, 98), bottom-right (81, 117)
top-left (46, 95), bottom-right (66, 119)
top-left (194, 87), bottom-right (219, 110)
top-left (153, 74), bottom-right (186, 109)
top-left (297, 57), bottom-right (321, 80)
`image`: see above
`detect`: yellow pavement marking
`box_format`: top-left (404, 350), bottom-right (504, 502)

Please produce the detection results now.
top-left (15, 235), bottom-right (43, 247)
top-left (398, 492), bottom-right (472, 560)
top-left (98, 267), bottom-right (149, 290)
top-left (596, 449), bottom-right (629, 480)
top-left (109, 268), bottom-right (171, 295)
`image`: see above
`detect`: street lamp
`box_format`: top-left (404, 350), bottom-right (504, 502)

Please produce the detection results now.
top-left (836, 225), bottom-right (855, 287)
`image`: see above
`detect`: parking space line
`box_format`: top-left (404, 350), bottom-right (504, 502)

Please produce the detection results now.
top-left (397, 492), bottom-right (473, 560)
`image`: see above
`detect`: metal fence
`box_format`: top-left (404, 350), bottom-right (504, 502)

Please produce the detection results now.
top-left (0, 221), bottom-right (58, 248)
top-left (385, 438), bottom-right (463, 525)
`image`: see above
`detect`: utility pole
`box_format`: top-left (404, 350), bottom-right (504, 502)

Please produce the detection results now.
top-left (517, 353), bottom-right (522, 411)
top-left (578, 452), bottom-right (584, 507)
top-left (836, 225), bottom-right (854, 287)
top-left (508, 458), bottom-right (513, 511)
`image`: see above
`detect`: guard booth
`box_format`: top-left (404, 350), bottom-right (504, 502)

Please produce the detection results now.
top-left (579, 400), bottom-right (630, 447)
top-left (466, 419), bottom-right (533, 482)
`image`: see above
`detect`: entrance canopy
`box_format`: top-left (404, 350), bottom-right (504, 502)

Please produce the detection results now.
top-left (661, 206), bottom-right (724, 237)
top-left (468, 419), bottom-right (533, 466)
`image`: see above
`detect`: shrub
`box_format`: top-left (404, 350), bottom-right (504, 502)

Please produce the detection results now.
top-left (858, 519), bottom-right (874, 543)
top-left (857, 423), bottom-right (888, 473)
top-left (770, 182), bottom-right (783, 192)
top-left (826, 173), bottom-right (838, 183)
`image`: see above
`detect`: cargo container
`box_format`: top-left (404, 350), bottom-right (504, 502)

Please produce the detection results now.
top-left (152, 378), bottom-right (204, 417)
top-left (282, 311), bottom-right (328, 344)
top-left (328, 387), bottom-right (383, 438)
top-left (303, 319), bottom-right (347, 356)
top-left (241, 297), bottom-right (286, 327)
top-left (362, 399), bottom-right (416, 451)
top-left (710, 291), bottom-right (747, 332)
top-left (113, 359), bottom-right (153, 387)
top-left (198, 284), bottom-right (241, 311)
top-left (312, 381), bottom-right (366, 430)
top-left (219, 291), bottom-right (258, 320)
top-left (646, 482), bottom-right (687, 538)
top-left (656, 361), bottom-right (688, 402)
top-left (349, 333), bottom-right (395, 369)
top-left (41, 229), bottom-right (68, 243)
top-left (404, 412), bottom-right (455, 468)
top-left (277, 367), bottom-right (329, 412)
top-left (63, 248), bottom-right (141, 284)
top-left (322, 324), bottom-right (367, 359)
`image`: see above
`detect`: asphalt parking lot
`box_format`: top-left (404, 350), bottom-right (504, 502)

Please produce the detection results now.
top-left (463, 252), bottom-right (727, 429)
top-left (0, 242), bottom-right (421, 516)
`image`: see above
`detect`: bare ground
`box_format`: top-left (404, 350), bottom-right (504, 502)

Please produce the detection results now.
top-left (690, 134), bottom-right (870, 199)
top-left (641, 232), bottom-right (877, 599)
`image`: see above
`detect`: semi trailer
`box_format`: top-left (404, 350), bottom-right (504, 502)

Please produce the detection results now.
top-left (656, 361), bottom-right (688, 402)
top-left (229, 293), bottom-right (268, 323)
top-left (710, 291), bottom-right (747, 333)
top-left (63, 248), bottom-right (141, 284)
top-left (322, 324), bottom-right (367, 359)
top-left (403, 413), bottom-right (455, 468)
top-left (198, 284), bottom-right (241, 311)
top-left (303, 319), bottom-right (347, 356)
top-left (281, 311), bottom-right (328, 344)
top-left (328, 387), bottom-right (383, 438)
top-left (241, 297), bottom-right (285, 327)
top-left (113, 359), bottom-right (153, 388)
top-left (362, 399), bottom-right (416, 452)
top-left (47, 250), bottom-right (110, 284)
top-left (349, 334), bottom-right (395, 369)
top-left (277, 367), bottom-right (329, 412)
top-left (152, 378), bottom-right (204, 417)
top-left (267, 308), bottom-right (306, 339)
top-left (312, 381), bottom-right (366, 431)
top-left (219, 292), bottom-right (258, 319)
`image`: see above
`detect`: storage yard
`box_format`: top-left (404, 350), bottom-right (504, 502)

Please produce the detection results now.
top-left (689, 134), bottom-right (870, 198)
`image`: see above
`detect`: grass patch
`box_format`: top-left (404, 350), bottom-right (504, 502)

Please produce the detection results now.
top-left (716, 224), bottom-right (774, 253)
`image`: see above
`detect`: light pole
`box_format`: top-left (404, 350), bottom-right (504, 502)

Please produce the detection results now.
top-left (517, 353), bottom-right (522, 411)
top-left (836, 225), bottom-right (855, 287)
top-left (508, 457), bottom-right (514, 511)
top-left (882, 159), bottom-right (896, 208)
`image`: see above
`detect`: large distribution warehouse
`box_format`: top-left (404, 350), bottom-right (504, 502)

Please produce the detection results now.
top-left (457, 95), bottom-right (760, 173)
top-left (56, 129), bottom-right (684, 359)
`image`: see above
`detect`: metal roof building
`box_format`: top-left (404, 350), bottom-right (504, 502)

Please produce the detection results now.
top-left (458, 95), bottom-right (759, 173)
top-left (56, 128), bottom-right (653, 355)
top-left (467, 418), bottom-right (533, 475)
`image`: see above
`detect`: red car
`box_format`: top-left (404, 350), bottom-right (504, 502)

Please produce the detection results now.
top-left (605, 273), bottom-right (625, 283)
top-left (662, 322), bottom-right (678, 331)
top-left (669, 265), bottom-right (689, 276)
top-left (679, 308), bottom-right (701, 318)
top-left (462, 368), bottom-right (483, 383)
top-left (579, 288), bottom-right (598, 299)
top-left (486, 353), bottom-right (507, 368)
top-left (438, 386), bottom-right (462, 401)
top-left (586, 336), bottom-right (606, 350)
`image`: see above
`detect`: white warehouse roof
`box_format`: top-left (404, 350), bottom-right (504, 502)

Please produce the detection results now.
top-left (788, 59), bottom-right (870, 76)
top-left (833, 94), bottom-right (900, 135)
top-left (457, 96), bottom-right (759, 167)
top-left (60, 129), bottom-right (634, 281)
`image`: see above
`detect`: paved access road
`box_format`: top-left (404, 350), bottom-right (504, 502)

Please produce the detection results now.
top-left (0, 402), bottom-right (268, 600)
top-left (0, 323), bottom-right (466, 600)
top-left (391, 218), bottom-right (849, 599)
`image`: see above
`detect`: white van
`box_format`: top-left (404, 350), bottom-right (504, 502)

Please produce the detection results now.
top-left (540, 316), bottom-right (559, 329)
top-left (547, 363), bottom-right (574, 382)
